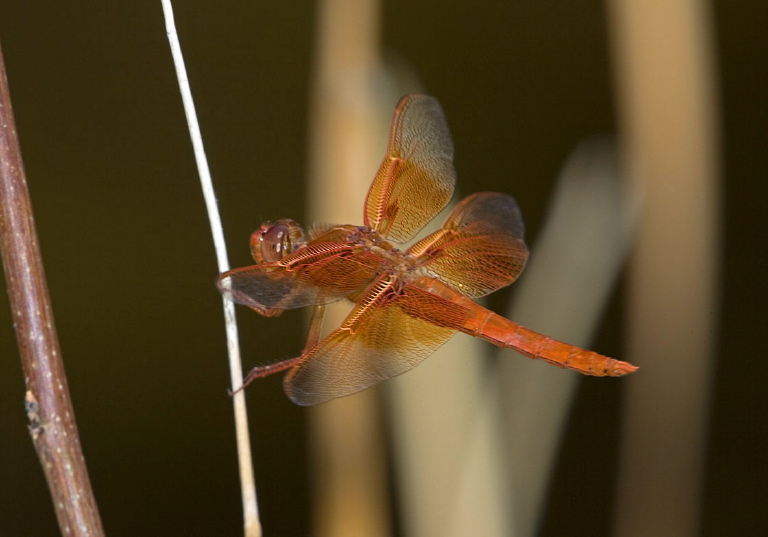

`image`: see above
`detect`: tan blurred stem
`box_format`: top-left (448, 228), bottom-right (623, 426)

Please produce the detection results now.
top-left (607, 2), bottom-right (721, 536)
top-left (306, 1), bottom-right (391, 536)
top-left (390, 140), bottom-right (631, 537)
top-left (0, 42), bottom-right (105, 536)
top-left (307, 6), bottom-right (505, 534)
top-left (161, 2), bottom-right (260, 536)
top-left (387, 198), bottom-right (509, 536)
top-left (388, 326), bottom-right (507, 537)
top-left (498, 140), bottom-right (632, 536)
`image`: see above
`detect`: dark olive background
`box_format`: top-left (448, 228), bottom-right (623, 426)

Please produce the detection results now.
top-left (0, 2), bottom-right (765, 536)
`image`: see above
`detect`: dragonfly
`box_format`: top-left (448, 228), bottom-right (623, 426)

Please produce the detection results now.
top-left (218, 94), bottom-right (637, 405)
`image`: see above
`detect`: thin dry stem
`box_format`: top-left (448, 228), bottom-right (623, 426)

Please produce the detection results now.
top-left (161, 2), bottom-right (260, 536)
top-left (0, 40), bottom-right (104, 537)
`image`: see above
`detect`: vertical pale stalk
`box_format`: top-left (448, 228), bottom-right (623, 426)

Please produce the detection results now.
top-left (498, 140), bottom-right (632, 536)
top-left (607, 2), bottom-right (721, 536)
top-left (308, 2), bottom-right (508, 530)
top-left (161, 2), bottom-right (260, 536)
top-left (387, 209), bottom-right (507, 536)
top-left (389, 333), bottom-right (509, 537)
top-left (307, 1), bottom-right (390, 536)
top-left (391, 141), bottom-right (631, 537)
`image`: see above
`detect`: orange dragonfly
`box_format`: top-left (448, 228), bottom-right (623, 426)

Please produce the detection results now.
top-left (218, 94), bottom-right (637, 405)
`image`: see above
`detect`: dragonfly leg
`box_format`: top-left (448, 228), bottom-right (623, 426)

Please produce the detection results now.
top-left (231, 305), bottom-right (327, 394)
top-left (302, 304), bottom-right (326, 352)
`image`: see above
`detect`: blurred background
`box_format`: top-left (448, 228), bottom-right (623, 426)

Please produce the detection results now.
top-left (0, 2), bottom-right (765, 536)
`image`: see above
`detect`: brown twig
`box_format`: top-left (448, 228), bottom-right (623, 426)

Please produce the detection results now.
top-left (0, 41), bottom-right (105, 536)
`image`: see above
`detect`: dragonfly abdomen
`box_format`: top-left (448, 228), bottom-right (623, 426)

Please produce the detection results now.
top-left (469, 310), bottom-right (637, 377)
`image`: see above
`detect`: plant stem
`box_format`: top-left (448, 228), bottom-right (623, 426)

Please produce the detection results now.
top-left (161, 2), bottom-right (261, 536)
top-left (0, 40), bottom-right (104, 537)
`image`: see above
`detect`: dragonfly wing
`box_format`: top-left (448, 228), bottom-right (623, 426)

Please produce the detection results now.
top-left (408, 192), bottom-right (529, 298)
top-left (217, 241), bottom-right (380, 315)
top-left (364, 94), bottom-right (456, 243)
top-left (218, 264), bottom-right (339, 316)
top-left (283, 276), bottom-right (470, 405)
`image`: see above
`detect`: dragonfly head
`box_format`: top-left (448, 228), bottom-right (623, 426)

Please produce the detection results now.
top-left (251, 218), bottom-right (306, 264)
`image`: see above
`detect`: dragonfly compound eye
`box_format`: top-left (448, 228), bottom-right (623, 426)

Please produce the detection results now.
top-left (250, 219), bottom-right (306, 264)
top-left (261, 222), bottom-right (290, 262)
